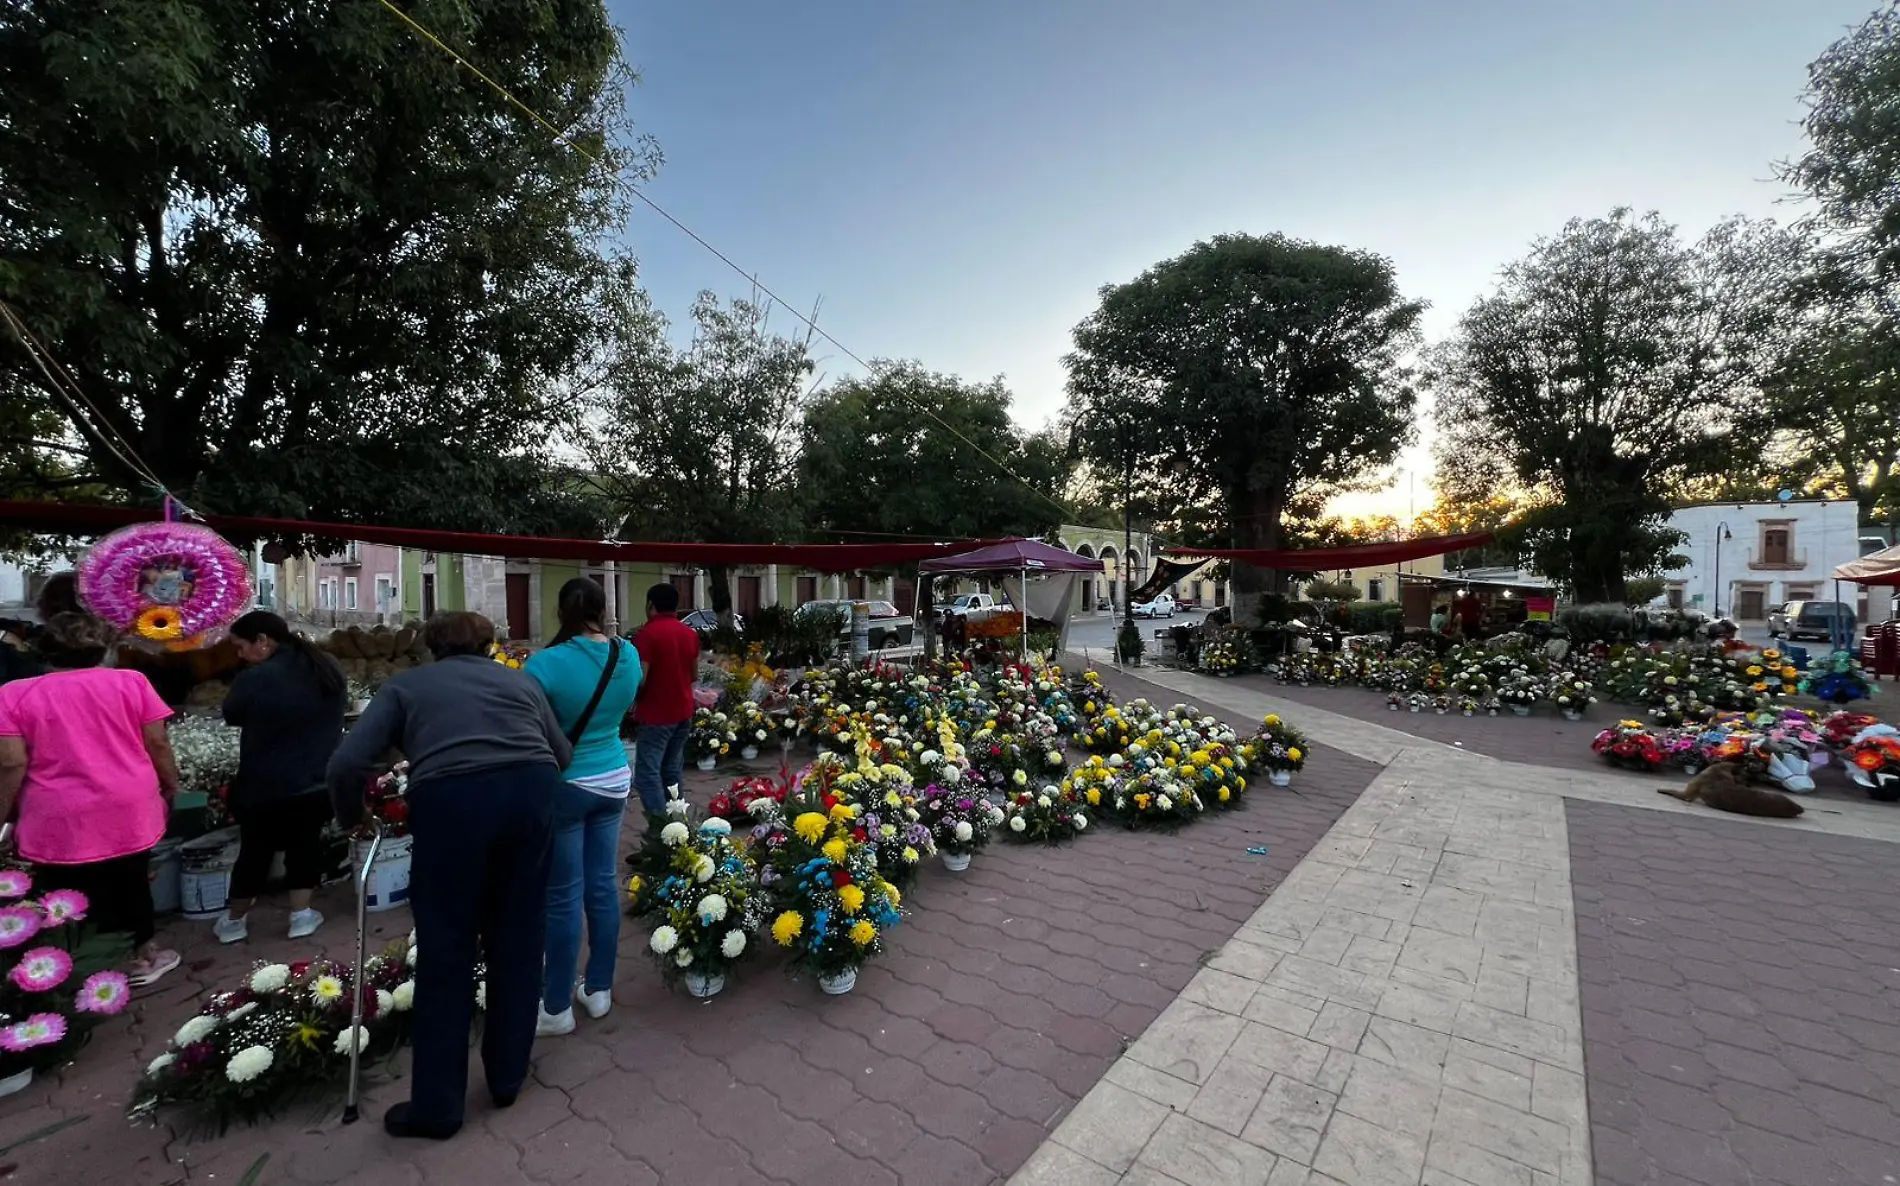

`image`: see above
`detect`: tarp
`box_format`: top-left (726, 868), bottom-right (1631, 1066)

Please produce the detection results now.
top-left (917, 538), bottom-right (1104, 574)
top-left (1833, 544), bottom-right (1900, 588)
top-left (1163, 532), bottom-right (1496, 571)
top-left (1130, 558), bottom-right (1208, 605)
top-left (0, 500), bottom-right (994, 574)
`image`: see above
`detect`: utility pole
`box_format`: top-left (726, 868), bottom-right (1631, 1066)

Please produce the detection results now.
top-left (1122, 418), bottom-right (1136, 634)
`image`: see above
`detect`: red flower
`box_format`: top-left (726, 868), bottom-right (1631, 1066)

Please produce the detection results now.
top-left (832, 869), bottom-right (853, 888)
top-left (851, 828), bottom-right (867, 843)
top-left (290, 960), bottom-right (311, 977)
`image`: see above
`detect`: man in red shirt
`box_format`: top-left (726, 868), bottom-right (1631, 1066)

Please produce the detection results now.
top-left (631, 583), bottom-right (700, 824)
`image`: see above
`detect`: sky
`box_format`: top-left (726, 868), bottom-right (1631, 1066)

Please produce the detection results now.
top-left (606, 0), bottom-right (1878, 520)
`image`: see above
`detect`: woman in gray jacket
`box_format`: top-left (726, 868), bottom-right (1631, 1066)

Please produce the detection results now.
top-left (327, 612), bottom-right (572, 1141)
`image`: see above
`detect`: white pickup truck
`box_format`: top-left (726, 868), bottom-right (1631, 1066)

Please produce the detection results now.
top-left (944, 592), bottom-right (1010, 621)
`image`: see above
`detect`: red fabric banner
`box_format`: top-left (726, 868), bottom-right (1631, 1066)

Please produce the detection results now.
top-left (0, 500), bottom-right (999, 574)
top-left (1162, 532), bottom-right (1496, 570)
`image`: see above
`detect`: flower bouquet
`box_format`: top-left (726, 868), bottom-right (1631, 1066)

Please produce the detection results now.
top-left (760, 802), bottom-right (903, 994)
top-left (917, 785), bottom-right (1002, 871)
top-left (0, 875), bottom-right (131, 1096)
top-left (1000, 783), bottom-right (1091, 843)
top-left (1821, 711), bottom-right (1882, 752)
top-left (1660, 726), bottom-right (1722, 775)
top-left (1552, 672), bottom-right (1596, 720)
top-left (688, 708), bottom-right (737, 770)
top-left (734, 700), bottom-right (771, 759)
top-left (1590, 721), bottom-right (1666, 771)
top-left (1113, 767), bottom-right (1204, 830)
top-left (354, 764), bottom-right (411, 839)
top-left (707, 773), bottom-right (790, 822)
top-left (1497, 671), bottom-right (1544, 716)
top-left (1180, 743), bottom-right (1248, 808)
top-left (1253, 713), bottom-right (1307, 787)
top-left (1843, 727), bottom-right (1900, 802)
top-left (1799, 651), bottom-right (1874, 705)
top-left (131, 937), bottom-right (430, 1131)
top-left (645, 815), bottom-right (765, 998)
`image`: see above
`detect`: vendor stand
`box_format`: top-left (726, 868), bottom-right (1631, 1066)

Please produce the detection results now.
top-left (918, 539), bottom-right (1103, 662)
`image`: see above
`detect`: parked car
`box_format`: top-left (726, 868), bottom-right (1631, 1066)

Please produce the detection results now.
top-left (680, 608), bottom-right (744, 642)
top-left (1767, 600), bottom-right (1857, 642)
top-left (797, 599), bottom-right (916, 650)
top-left (944, 592), bottom-right (1011, 621)
top-left (1133, 594), bottom-right (1176, 619)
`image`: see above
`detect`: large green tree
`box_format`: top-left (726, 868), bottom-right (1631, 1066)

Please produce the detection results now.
top-left (575, 291), bottom-right (814, 619)
top-left (1783, 2), bottom-right (1900, 277)
top-left (0, 0), bottom-right (654, 534)
top-left (799, 362), bottom-right (1070, 541)
top-left (1429, 209), bottom-right (1799, 602)
top-left (1064, 233), bottom-right (1424, 615)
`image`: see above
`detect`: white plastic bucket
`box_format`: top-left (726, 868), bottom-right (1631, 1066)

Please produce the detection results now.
top-left (179, 827), bottom-right (240, 919)
top-left (349, 834), bottom-right (413, 913)
top-left (148, 838), bottom-right (183, 915)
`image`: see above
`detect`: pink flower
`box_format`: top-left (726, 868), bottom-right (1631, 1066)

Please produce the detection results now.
top-left (0, 1013), bottom-right (66, 1052)
top-left (0, 906), bottom-right (41, 950)
top-left (38, 890), bottom-right (87, 926)
top-left (0, 870), bottom-right (32, 900)
top-left (10, 947), bottom-right (72, 992)
top-left (75, 970), bottom-right (131, 1015)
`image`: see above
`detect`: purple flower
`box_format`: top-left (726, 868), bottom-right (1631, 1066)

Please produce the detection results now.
top-left (0, 870), bottom-right (31, 900)
top-left (956, 798), bottom-right (974, 812)
top-left (39, 889), bottom-right (87, 925)
top-left (75, 970), bottom-right (131, 1015)
top-left (0, 1013), bottom-right (65, 1052)
top-left (10, 946), bottom-right (72, 992)
top-left (0, 906), bottom-right (40, 949)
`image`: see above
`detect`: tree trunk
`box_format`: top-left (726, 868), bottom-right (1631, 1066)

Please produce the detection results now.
top-left (1228, 483), bottom-right (1287, 627)
top-left (708, 565), bottom-right (735, 626)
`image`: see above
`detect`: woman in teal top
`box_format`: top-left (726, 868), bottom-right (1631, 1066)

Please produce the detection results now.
top-left (524, 578), bottom-right (643, 1035)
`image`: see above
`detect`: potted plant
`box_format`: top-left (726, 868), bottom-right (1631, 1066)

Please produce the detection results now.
top-left (645, 817), bottom-right (763, 999)
top-left (917, 786), bottom-right (1002, 871)
top-left (348, 765), bottom-right (413, 913)
top-left (1000, 783), bottom-right (1091, 843)
top-left (1254, 714), bottom-right (1308, 787)
top-left (688, 708), bottom-right (734, 771)
top-left (0, 875), bottom-right (132, 1099)
top-left (1116, 623), bottom-right (1145, 666)
top-left (756, 800), bottom-right (903, 995)
top-left (1552, 671), bottom-right (1595, 721)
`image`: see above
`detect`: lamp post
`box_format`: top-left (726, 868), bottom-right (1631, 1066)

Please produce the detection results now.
top-left (1121, 417), bottom-right (1136, 634)
top-left (1712, 521), bottom-right (1733, 617)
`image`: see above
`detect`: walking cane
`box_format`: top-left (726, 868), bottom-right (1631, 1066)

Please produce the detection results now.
top-left (342, 814), bottom-right (383, 1125)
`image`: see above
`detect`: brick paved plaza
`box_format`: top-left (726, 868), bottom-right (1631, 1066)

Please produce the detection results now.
top-left (2, 664), bottom-right (1897, 1185)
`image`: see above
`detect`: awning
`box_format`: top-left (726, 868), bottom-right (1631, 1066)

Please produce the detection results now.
top-left (917, 538), bottom-right (1103, 574)
top-left (0, 500), bottom-right (995, 574)
top-left (1833, 544), bottom-right (1900, 588)
top-left (1162, 532), bottom-right (1495, 571)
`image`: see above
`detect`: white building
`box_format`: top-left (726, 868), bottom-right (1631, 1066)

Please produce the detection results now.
top-left (1660, 499), bottom-right (1868, 623)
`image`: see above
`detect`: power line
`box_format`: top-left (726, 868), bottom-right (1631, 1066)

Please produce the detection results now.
top-left (371, 0), bottom-right (1077, 525)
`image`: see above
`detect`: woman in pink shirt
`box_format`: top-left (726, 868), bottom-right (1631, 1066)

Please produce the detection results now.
top-left (0, 614), bottom-right (182, 986)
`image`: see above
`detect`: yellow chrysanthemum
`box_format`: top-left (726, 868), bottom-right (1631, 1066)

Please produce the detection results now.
top-left (849, 920), bottom-right (878, 947)
top-left (793, 813), bottom-right (829, 843)
top-left (1781, 667), bottom-right (1797, 679)
top-left (626, 874), bottom-right (644, 899)
top-left (901, 846), bottom-right (920, 863)
top-left (838, 884), bottom-right (866, 914)
top-left (829, 802), bottom-right (858, 822)
top-left (883, 882), bottom-right (901, 907)
top-left (1746, 665), bottom-right (1763, 676)
top-left (1287, 747), bottom-right (1302, 763)
top-left (1134, 793), bottom-right (1152, 810)
top-left (1085, 788), bottom-right (1101, 806)
top-left (772, 911), bottom-right (804, 946)
top-left (1263, 714), bottom-right (1281, 727)
top-left (1218, 787), bottom-right (1231, 802)
top-left (823, 838), bottom-right (850, 864)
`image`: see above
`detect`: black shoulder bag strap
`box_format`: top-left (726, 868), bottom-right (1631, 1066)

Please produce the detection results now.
top-left (564, 638), bottom-right (622, 746)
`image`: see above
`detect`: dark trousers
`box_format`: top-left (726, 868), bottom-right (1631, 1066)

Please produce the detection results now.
top-left (37, 850), bottom-right (155, 947)
top-left (228, 791), bottom-right (332, 899)
top-left (406, 762), bottom-right (558, 1127)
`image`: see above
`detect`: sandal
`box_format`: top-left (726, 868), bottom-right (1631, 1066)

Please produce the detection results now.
top-left (130, 949), bottom-right (182, 987)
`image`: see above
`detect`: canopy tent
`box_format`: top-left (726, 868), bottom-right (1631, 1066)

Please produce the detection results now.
top-left (1162, 531), bottom-right (1496, 571)
top-left (1833, 545), bottom-right (1900, 588)
top-left (919, 539), bottom-right (1104, 657)
top-left (0, 500), bottom-right (994, 574)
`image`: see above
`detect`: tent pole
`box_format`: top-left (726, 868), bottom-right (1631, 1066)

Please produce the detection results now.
top-left (1020, 564), bottom-right (1029, 676)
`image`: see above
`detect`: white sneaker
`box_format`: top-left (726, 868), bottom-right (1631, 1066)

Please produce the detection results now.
top-left (575, 986), bottom-right (613, 1019)
top-left (287, 909), bottom-right (324, 940)
top-left (536, 1007), bottom-right (576, 1037)
top-left (212, 914), bottom-right (249, 944)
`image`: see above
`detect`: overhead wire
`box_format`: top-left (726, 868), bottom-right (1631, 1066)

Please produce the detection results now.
top-left (370, 0), bottom-right (1078, 525)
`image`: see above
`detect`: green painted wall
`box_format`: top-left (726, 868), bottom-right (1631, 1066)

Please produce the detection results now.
top-left (401, 551), bottom-right (424, 616)
top-left (539, 561), bottom-right (583, 640)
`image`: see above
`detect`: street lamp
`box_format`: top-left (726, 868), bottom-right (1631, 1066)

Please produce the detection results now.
top-left (1121, 417), bottom-right (1136, 634)
top-left (1711, 521), bottom-right (1733, 617)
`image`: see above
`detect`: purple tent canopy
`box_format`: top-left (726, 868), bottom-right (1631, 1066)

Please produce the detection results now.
top-left (916, 538), bottom-right (1104, 574)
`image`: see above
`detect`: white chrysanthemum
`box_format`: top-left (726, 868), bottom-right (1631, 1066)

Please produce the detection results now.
top-left (1157, 795), bottom-right (1174, 811)
top-left (174, 1015), bottom-right (218, 1047)
top-left (249, 964), bottom-right (291, 994)
top-left (651, 925), bottom-right (680, 954)
top-left (226, 1001), bottom-right (258, 1021)
top-left (721, 930), bottom-right (747, 959)
top-left (1037, 796), bottom-right (1053, 809)
top-left (1108, 754), bottom-right (1125, 768)
top-left (1009, 816), bottom-right (1027, 833)
top-left (375, 989), bottom-right (394, 1015)
top-left (941, 766), bottom-right (961, 784)
top-left (953, 820), bottom-right (974, 842)
top-left (147, 1052), bottom-right (176, 1076)
top-left (675, 949), bottom-right (693, 967)
top-left (664, 798), bottom-right (690, 819)
top-left (1012, 770), bottom-right (1028, 786)
top-left (693, 854), bottom-right (716, 883)
top-left (391, 981), bottom-right (416, 1011)
top-left (334, 1025), bottom-right (369, 1056)
top-left (476, 981), bottom-right (487, 1010)
top-left (986, 804), bottom-right (1005, 824)
top-left (1074, 814), bottom-right (1089, 831)
top-left (225, 1045), bottom-right (274, 1083)
top-left (700, 817), bottom-right (732, 836)
top-left (660, 822), bottom-right (690, 847)
top-left (698, 894), bottom-right (729, 923)
top-left (920, 750), bottom-right (940, 765)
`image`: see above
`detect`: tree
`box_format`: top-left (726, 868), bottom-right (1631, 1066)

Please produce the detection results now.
top-left (799, 362), bottom-right (1071, 542)
top-left (1782, 3), bottom-right (1900, 278)
top-left (0, 0), bottom-right (656, 533)
top-left (1429, 210), bottom-right (1797, 601)
top-left (1065, 233), bottom-right (1424, 618)
top-left (575, 291), bottom-right (815, 620)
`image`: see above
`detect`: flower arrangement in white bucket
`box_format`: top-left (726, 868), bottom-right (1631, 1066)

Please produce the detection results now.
top-left (645, 814), bottom-right (766, 999)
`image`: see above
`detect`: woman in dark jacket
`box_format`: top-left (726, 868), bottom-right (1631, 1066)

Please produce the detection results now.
top-left (327, 611), bottom-right (572, 1141)
top-left (215, 611), bottom-right (347, 943)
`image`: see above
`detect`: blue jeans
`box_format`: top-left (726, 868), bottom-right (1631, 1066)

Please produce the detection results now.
top-left (541, 781), bottom-right (628, 1012)
top-left (633, 720), bottom-right (690, 818)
